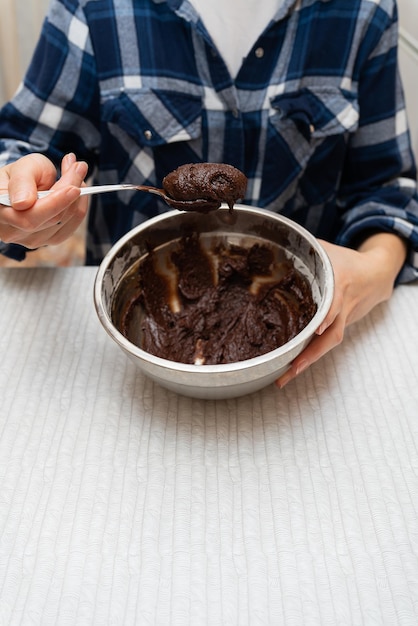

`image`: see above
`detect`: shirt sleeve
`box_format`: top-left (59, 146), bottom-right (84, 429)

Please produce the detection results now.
top-left (0, 0), bottom-right (100, 169)
top-left (335, 1), bottom-right (418, 283)
top-left (0, 0), bottom-right (100, 262)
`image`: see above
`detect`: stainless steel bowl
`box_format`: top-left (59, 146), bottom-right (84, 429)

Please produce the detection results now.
top-left (94, 205), bottom-right (334, 399)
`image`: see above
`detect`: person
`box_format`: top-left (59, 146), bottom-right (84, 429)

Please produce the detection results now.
top-left (0, 0), bottom-right (417, 388)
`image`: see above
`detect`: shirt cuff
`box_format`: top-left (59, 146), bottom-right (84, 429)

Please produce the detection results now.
top-left (336, 214), bottom-right (418, 284)
top-left (0, 241), bottom-right (29, 262)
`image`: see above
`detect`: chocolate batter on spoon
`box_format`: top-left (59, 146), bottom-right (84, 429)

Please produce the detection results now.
top-left (162, 163), bottom-right (247, 213)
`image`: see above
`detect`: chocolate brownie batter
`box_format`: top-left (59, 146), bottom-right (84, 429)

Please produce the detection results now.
top-left (119, 234), bottom-right (317, 365)
top-left (163, 163), bottom-right (247, 211)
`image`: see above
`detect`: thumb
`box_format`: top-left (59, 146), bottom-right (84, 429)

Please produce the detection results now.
top-left (6, 153), bottom-right (57, 210)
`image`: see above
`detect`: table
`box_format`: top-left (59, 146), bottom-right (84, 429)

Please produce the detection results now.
top-left (0, 267), bottom-right (418, 625)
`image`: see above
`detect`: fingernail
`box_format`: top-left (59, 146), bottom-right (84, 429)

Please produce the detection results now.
top-left (295, 360), bottom-right (308, 376)
top-left (75, 161), bottom-right (88, 176)
top-left (277, 360), bottom-right (309, 388)
top-left (11, 191), bottom-right (31, 205)
top-left (62, 153), bottom-right (76, 170)
top-left (276, 371), bottom-right (292, 389)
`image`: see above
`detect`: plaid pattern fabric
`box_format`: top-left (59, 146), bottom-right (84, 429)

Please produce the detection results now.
top-left (0, 0), bottom-right (418, 275)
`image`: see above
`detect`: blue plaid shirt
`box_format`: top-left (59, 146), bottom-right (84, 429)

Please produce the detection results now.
top-left (1, 0), bottom-right (418, 275)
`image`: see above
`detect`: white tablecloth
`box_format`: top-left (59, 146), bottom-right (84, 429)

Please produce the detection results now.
top-left (0, 267), bottom-right (418, 625)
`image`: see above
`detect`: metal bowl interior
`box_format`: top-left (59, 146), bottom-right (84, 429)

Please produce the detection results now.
top-left (94, 205), bottom-right (334, 399)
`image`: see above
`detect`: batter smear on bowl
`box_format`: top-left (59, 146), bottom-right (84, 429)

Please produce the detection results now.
top-left (119, 233), bottom-right (317, 365)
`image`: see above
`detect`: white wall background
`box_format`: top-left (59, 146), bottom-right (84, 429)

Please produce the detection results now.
top-left (398, 0), bottom-right (418, 161)
top-left (0, 0), bottom-right (50, 104)
top-left (0, 0), bottom-right (416, 162)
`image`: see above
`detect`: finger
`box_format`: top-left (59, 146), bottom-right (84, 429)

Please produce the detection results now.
top-left (315, 287), bottom-right (344, 336)
top-left (61, 152), bottom-right (77, 175)
top-left (9, 209), bottom-right (85, 250)
top-left (6, 154), bottom-right (57, 210)
top-left (39, 188), bottom-right (89, 232)
top-left (33, 157), bottom-right (88, 226)
top-left (3, 154), bottom-right (87, 215)
top-left (276, 315), bottom-right (346, 388)
top-left (0, 185), bottom-right (82, 234)
top-left (39, 207), bottom-right (87, 247)
top-left (53, 155), bottom-right (88, 191)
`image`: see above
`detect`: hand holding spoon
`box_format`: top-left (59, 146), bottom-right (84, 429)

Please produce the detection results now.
top-left (0, 162), bottom-right (247, 213)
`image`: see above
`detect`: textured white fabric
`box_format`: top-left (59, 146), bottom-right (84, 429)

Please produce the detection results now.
top-left (188, 0), bottom-right (287, 77)
top-left (0, 267), bottom-right (418, 624)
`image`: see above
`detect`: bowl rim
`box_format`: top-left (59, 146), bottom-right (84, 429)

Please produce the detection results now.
top-left (94, 205), bottom-right (334, 374)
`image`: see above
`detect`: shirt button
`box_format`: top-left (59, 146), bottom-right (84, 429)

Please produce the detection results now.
top-left (144, 129), bottom-right (153, 140)
top-left (255, 47), bottom-right (264, 59)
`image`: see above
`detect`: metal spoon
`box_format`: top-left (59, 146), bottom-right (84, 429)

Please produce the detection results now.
top-left (0, 183), bottom-right (221, 212)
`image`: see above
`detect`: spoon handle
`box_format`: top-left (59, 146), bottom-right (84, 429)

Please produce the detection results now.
top-left (0, 183), bottom-right (140, 207)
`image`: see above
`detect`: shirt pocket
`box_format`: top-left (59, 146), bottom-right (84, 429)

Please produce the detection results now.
top-left (269, 87), bottom-right (359, 167)
top-left (265, 87), bottom-right (359, 208)
top-left (101, 88), bottom-right (202, 149)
